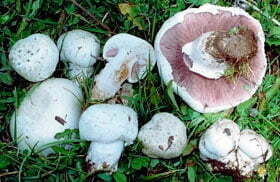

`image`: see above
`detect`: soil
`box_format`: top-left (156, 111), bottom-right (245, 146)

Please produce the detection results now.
top-left (206, 26), bottom-right (257, 66)
top-left (207, 159), bottom-right (247, 182)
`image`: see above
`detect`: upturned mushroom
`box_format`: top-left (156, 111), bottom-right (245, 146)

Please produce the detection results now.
top-left (57, 29), bottom-right (100, 79)
top-left (79, 104), bottom-right (138, 172)
top-left (199, 119), bottom-right (272, 177)
top-left (138, 113), bottom-right (187, 159)
top-left (92, 33), bottom-right (156, 100)
top-left (10, 78), bottom-right (83, 156)
top-left (9, 33), bottom-right (59, 82)
top-left (155, 4), bottom-right (267, 113)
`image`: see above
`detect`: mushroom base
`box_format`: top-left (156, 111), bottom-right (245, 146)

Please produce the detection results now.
top-left (206, 26), bottom-right (257, 66)
top-left (182, 32), bottom-right (230, 79)
top-left (206, 27), bottom-right (258, 80)
top-left (205, 159), bottom-right (248, 182)
top-left (86, 141), bottom-right (124, 173)
top-left (182, 26), bottom-right (258, 80)
top-left (68, 63), bottom-right (93, 79)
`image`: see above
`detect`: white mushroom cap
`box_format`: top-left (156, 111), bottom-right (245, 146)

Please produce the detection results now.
top-left (138, 113), bottom-right (187, 159)
top-left (182, 32), bottom-right (230, 79)
top-left (199, 119), bottom-right (240, 161)
top-left (10, 78), bottom-right (83, 156)
top-left (79, 104), bottom-right (138, 172)
top-left (238, 129), bottom-right (272, 163)
top-left (198, 119), bottom-right (273, 177)
top-left (92, 33), bottom-right (156, 100)
top-left (9, 34), bottom-right (59, 82)
top-left (79, 104), bottom-right (138, 145)
top-left (57, 29), bottom-right (100, 78)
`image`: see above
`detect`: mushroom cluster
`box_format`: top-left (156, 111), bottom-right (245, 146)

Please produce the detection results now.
top-left (8, 30), bottom-right (157, 173)
top-left (199, 119), bottom-right (272, 177)
top-left (9, 30), bottom-right (101, 83)
top-left (155, 4), bottom-right (267, 113)
top-left (7, 3), bottom-right (273, 180)
top-left (8, 30), bottom-right (98, 156)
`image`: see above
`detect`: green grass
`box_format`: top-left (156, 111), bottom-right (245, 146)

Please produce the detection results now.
top-left (0, 0), bottom-right (279, 181)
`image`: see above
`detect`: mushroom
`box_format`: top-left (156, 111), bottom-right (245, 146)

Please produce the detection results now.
top-left (9, 33), bottom-right (59, 82)
top-left (199, 119), bottom-right (272, 177)
top-left (199, 119), bottom-right (240, 162)
top-left (79, 104), bottom-right (138, 172)
top-left (155, 4), bottom-right (267, 113)
top-left (138, 113), bottom-right (187, 159)
top-left (10, 78), bottom-right (83, 156)
top-left (92, 33), bottom-right (156, 100)
top-left (238, 129), bottom-right (272, 164)
top-left (57, 29), bottom-right (100, 79)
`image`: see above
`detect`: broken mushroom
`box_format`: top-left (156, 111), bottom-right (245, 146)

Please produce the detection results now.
top-left (57, 29), bottom-right (100, 79)
top-left (138, 113), bottom-right (187, 159)
top-left (199, 119), bottom-right (272, 177)
top-left (155, 4), bottom-right (267, 113)
top-left (9, 33), bottom-right (59, 82)
top-left (10, 78), bottom-right (83, 156)
top-left (92, 33), bottom-right (156, 100)
top-left (79, 104), bottom-right (138, 172)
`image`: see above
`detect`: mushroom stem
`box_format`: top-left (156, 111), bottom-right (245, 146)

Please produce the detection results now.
top-left (182, 26), bottom-right (257, 79)
top-left (86, 141), bottom-right (124, 172)
top-left (92, 58), bottom-right (130, 100)
top-left (68, 63), bottom-right (93, 79)
top-left (182, 31), bottom-right (230, 79)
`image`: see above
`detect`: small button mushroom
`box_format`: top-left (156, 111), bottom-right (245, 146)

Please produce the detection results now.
top-left (92, 33), bottom-right (156, 100)
top-left (9, 34), bottom-right (59, 82)
top-left (238, 129), bottom-right (272, 164)
top-left (138, 113), bottom-right (187, 159)
top-left (57, 29), bottom-right (100, 79)
top-left (79, 104), bottom-right (138, 172)
top-left (199, 119), bottom-right (240, 162)
top-left (10, 78), bottom-right (83, 156)
top-left (198, 119), bottom-right (273, 177)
